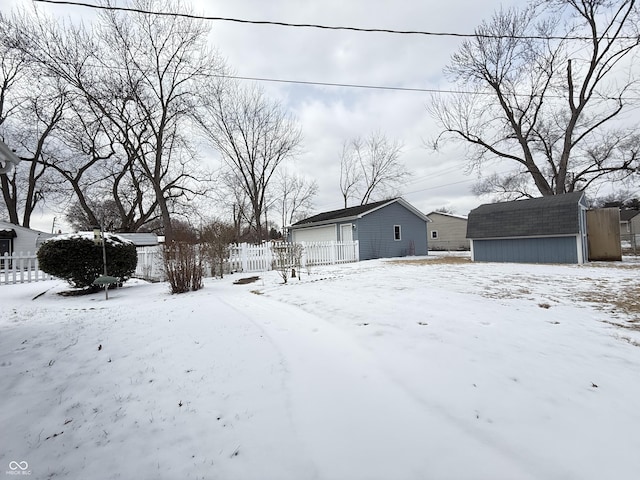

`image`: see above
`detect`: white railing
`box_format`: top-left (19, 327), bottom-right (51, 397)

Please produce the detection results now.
top-left (135, 241), bottom-right (360, 281)
top-left (0, 252), bottom-right (54, 285)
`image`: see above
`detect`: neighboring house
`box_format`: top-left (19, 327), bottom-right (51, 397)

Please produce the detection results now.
top-left (0, 220), bottom-right (55, 257)
top-left (0, 139), bottom-right (21, 174)
top-left (466, 192), bottom-right (589, 264)
top-left (619, 209), bottom-right (640, 249)
top-left (426, 211), bottom-right (470, 251)
top-left (289, 197), bottom-right (430, 260)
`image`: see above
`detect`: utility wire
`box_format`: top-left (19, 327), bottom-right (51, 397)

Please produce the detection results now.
top-left (213, 74), bottom-right (473, 95)
top-left (33, 0), bottom-right (640, 41)
top-left (5, 46), bottom-right (637, 100)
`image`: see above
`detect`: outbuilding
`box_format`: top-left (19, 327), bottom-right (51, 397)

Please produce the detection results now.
top-left (289, 197), bottom-right (430, 260)
top-left (466, 192), bottom-right (588, 264)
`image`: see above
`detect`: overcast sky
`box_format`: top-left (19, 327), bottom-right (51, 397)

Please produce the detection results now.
top-left (5, 0), bottom-right (531, 232)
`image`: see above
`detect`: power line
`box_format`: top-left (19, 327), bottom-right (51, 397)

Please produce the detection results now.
top-left (32, 0), bottom-right (639, 41)
top-left (211, 74), bottom-right (474, 95)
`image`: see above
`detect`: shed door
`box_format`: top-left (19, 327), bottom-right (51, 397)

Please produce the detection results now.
top-left (292, 225), bottom-right (337, 243)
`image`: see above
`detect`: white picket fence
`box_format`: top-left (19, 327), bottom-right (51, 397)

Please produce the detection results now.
top-left (0, 252), bottom-right (53, 285)
top-left (136, 241), bottom-right (360, 281)
top-left (227, 240), bottom-right (360, 272)
top-left (0, 241), bottom-right (360, 285)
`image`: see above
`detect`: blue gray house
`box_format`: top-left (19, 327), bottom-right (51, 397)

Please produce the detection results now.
top-left (289, 198), bottom-right (429, 260)
top-left (466, 192), bottom-right (589, 264)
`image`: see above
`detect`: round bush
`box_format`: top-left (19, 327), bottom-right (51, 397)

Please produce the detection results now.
top-left (37, 233), bottom-right (138, 289)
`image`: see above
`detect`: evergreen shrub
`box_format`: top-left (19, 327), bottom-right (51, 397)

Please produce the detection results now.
top-left (37, 233), bottom-right (138, 289)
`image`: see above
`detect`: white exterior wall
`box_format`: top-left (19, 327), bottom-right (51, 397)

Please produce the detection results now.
top-left (292, 224), bottom-right (337, 243)
top-left (0, 221), bottom-right (54, 254)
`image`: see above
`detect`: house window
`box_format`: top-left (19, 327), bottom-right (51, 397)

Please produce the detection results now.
top-left (431, 230), bottom-right (439, 239)
top-left (394, 225), bottom-right (401, 241)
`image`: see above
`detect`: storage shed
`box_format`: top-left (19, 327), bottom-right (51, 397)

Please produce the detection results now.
top-left (289, 198), bottom-right (429, 260)
top-left (466, 192), bottom-right (588, 264)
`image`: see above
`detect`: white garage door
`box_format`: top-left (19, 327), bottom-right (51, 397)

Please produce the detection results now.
top-left (292, 225), bottom-right (337, 243)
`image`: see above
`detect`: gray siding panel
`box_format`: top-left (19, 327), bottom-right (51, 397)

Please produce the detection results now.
top-left (473, 237), bottom-right (578, 264)
top-left (357, 202), bottom-right (427, 260)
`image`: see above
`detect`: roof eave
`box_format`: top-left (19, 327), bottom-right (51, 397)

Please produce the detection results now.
top-left (290, 214), bottom-right (360, 229)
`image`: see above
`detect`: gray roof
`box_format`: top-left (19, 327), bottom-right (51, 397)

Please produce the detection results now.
top-left (116, 232), bottom-right (159, 246)
top-left (291, 198), bottom-right (428, 228)
top-left (620, 209), bottom-right (640, 222)
top-left (467, 192), bottom-right (586, 239)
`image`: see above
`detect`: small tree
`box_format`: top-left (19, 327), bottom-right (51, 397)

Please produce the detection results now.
top-left (272, 242), bottom-right (304, 284)
top-left (37, 233), bottom-right (137, 289)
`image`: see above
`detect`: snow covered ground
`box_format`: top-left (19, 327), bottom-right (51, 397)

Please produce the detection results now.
top-left (1, 254), bottom-right (639, 480)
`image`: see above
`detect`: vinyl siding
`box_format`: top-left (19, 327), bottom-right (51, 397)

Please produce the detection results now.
top-left (427, 213), bottom-right (470, 250)
top-left (472, 236), bottom-right (579, 264)
top-left (0, 221), bottom-right (54, 254)
top-left (357, 202), bottom-right (427, 260)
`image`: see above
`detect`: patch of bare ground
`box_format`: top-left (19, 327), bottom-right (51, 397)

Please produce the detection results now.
top-left (387, 256), bottom-right (471, 266)
top-left (579, 284), bottom-right (640, 324)
top-left (233, 276), bottom-right (260, 285)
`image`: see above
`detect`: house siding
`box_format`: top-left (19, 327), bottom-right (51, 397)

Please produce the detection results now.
top-left (0, 221), bottom-right (54, 254)
top-left (427, 213), bottom-right (469, 250)
top-left (620, 211), bottom-right (640, 249)
top-left (472, 236), bottom-right (579, 264)
top-left (357, 202), bottom-right (427, 260)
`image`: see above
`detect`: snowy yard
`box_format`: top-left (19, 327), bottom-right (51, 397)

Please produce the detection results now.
top-left (1, 254), bottom-right (639, 480)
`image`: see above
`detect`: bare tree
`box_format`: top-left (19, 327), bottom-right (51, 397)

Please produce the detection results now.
top-left (339, 131), bottom-right (408, 207)
top-left (339, 140), bottom-right (362, 208)
top-left (198, 81), bottom-right (303, 242)
top-left (16, 0), bottom-right (224, 241)
top-left (275, 169), bottom-right (318, 230)
top-left (429, 0), bottom-right (640, 199)
top-left (0, 11), bottom-right (65, 227)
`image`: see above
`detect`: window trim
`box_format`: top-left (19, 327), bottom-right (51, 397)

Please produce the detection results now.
top-left (431, 230), bottom-right (439, 239)
top-left (393, 225), bottom-right (401, 241)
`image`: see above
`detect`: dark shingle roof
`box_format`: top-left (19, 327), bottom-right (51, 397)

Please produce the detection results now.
top-left (291, 199), bottom-right (395, 226)
top-left (620, 209), bottom-right (640, 222)
top-left (466, 192), bottom-right (586, 239)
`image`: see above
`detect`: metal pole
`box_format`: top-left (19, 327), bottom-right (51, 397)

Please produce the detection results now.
top-left (101, 225), bottom-right (108, 300)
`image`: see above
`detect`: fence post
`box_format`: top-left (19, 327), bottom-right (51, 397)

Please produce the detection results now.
top-left (354, 240), bottom-right (360, 262)
top-left (240, 243), bottom-right (248, 272)
top-left (1, 252), bottom-right (7, 284)
top-left (265, 243), bottom-right (273, 271)
top-left (300, 242), bottom-right (307, 268)
top-left (26, 251), bottom-right (32, 282)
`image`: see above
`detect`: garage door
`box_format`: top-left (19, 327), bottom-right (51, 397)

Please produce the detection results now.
top-left (292, 225), bottom-right (337, 243)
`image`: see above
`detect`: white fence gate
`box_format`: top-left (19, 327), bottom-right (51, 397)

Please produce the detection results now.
top-left (135, 241), bottom-right (360, 281)
top-left (1, 252), bottom-right (53, 285)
